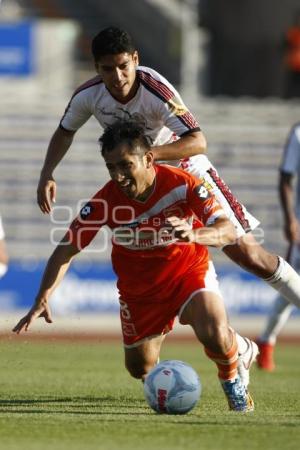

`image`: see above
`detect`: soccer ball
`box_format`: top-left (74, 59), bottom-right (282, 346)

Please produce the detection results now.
top-left (143, 360), bottom-right (201, 414)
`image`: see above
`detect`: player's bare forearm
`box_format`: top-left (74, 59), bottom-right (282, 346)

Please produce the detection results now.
top-left (13, 242), bottom-right (79, 334)
top-left (192, 218), bottom-right (237, 247)
top-left (166, 216), bottom-right (237, 247)
top-left (40, 127), bottom-right (76, 177)
top-left (36, 242), bottom-right (79, 300)
top-left (37, 127), bottom-right (76, 213)
top-left (151, 131), bottom-right (207, 161)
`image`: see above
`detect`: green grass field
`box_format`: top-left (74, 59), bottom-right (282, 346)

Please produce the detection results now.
top-left (0, 337), bottom-right (299, 450)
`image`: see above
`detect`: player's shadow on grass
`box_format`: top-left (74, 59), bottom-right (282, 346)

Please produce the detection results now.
top-left (0, 396), bottom-right (148, 415)
top-left (1, 399), bottom-right (299, 426)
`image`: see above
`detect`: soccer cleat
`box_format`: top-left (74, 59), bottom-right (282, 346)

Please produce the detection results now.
top-left (256, 341), bottom-right (275, 371)
top-left (237, 338), bottom-right (259, 388)
top-left (221, 376), bottom-right (254, 412)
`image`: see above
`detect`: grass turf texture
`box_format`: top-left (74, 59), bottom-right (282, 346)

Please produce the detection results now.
top-left (0, 338), bottom-right (299, 450)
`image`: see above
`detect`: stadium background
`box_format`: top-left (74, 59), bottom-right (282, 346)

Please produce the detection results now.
top-left (0, 0), bottom-right (300, 338)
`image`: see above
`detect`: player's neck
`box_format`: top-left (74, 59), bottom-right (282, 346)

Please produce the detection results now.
top-left (135, 170), bottom-right (156, 202)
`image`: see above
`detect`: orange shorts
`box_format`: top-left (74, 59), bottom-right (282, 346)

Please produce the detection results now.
top-left (120, 261), bottom-right (222, 347)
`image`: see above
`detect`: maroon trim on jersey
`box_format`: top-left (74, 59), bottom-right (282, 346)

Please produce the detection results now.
top-left (138, 70), bottom-right (200, 131)
top-left (60, 76), bottom-right (103, 127)
top-left (138, 70), bottom-right (174, 101)
top-left (207, 168), bottom-right (251, 231)
top-left (178, 112), bottom-right (199, 130)
top-left (72, 75), bottom-right (103, 98)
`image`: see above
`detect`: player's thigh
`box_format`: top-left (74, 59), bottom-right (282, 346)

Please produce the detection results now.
top-left (179, 290), bottom-right (231, 351)
top-left (124, 334), bottom-right (165, 379)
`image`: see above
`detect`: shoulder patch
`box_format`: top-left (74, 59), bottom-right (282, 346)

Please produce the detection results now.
top-left (80, 202), bottom-right (93, 220)
top-left (167, 95), bottom-right (188, 116)
top-left (194, 184), bottom-right (210, 200)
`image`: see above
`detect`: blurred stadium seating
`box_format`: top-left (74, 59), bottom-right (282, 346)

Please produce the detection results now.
top-left (1, 0), bottom-right (300, 267)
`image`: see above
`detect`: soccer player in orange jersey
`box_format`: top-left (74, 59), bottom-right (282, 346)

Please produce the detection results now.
top-left (37, 27), bottom-right (300, 337)
top-left (14, 120), bottom-right (256, 412)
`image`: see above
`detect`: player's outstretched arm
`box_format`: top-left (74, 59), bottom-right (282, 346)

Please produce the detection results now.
top-left (13, 241), bottom-right (80, 334)
top-left (166, 216), bottom-right (237, 248)
top-left (37, 127), bottom-right (76, 214)
top-left (151, 131), bottom-right (207, 161)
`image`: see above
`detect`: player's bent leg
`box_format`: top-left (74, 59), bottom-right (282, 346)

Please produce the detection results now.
top-left (179, 290), bottom-right (231, 353)
top-left (223, 232), bottom-right (278, 278)
top-left (124, 334), bottom-right (165, 381)
top-left (223, 233), bottom-right (300, 309)
top-left (179, 291), bottom-right (254, 412)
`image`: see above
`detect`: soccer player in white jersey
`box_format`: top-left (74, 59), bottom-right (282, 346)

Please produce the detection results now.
top-left (0, 214), bottom-right (8, 279)
top-left (37, 27), bottom-right (300, 345)
top-left (257, 123), bottom-right (300, 371)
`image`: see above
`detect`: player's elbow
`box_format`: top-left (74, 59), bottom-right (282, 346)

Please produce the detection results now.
top-left (193, 131), bottom-right (207, 155)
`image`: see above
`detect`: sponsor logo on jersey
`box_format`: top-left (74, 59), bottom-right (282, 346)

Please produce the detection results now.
top-left (113, 227), bottom-right (177, 249)
top-left (80, 202), bottom-right (93, 219)
top-left (198, 177), bottom-right (213, 191)
top-left (195, 185), bottom-right (209, 199)
top-left (167, 95), bottom-right (188, 116)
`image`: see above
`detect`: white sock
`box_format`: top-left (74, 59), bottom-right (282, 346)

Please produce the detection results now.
top-left (265, 256), bottom-right (300, 308)
top-left (259, 296), bottom-right (294, 345)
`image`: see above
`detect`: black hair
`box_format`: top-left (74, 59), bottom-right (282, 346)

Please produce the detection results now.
top-left (99, 119), bottom-right (151, 157)
top-left (91, 27), bottom-right (136, 61)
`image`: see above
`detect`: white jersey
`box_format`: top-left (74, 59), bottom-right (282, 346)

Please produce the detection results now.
top-left (59, 66), bottom-right (259, 237)
top-left (60, 66), bottom-right (200, 145)
top-left (280, 123), bottom-right (300, 218)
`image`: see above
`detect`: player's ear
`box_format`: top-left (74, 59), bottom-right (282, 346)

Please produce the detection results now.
top-left (145, 151), bottom-right (154, 168)
top-left (132, 51), bottom-right (139, 66)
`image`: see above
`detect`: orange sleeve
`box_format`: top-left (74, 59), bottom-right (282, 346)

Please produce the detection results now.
top-left (67, 189), bottom-right (108, 251)
top-left (186, 176), bottom-right (225, 225)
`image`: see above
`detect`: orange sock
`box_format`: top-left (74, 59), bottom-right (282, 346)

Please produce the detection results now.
top-left (205, 337), bottom-right (238, 381)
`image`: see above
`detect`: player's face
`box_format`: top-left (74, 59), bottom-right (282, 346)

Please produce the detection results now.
top-left (104, 144), bottom-right (155, 200)
top-left (95, 52), bottom-right (139, 103)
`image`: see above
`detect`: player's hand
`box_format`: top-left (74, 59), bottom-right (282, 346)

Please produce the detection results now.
top-left (166, 216), bottom-right (195, 242)
top-left (37, 174), bottom-right (56, 214)
top-left (12, 300), bottom-right (53, 334)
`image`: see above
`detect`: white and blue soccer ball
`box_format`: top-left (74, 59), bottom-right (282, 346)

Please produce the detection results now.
top-left (143, 360), bottom-right (201, 414)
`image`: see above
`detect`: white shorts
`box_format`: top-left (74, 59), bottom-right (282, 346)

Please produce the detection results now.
top-left (180, 155), bottom-right (260, 238)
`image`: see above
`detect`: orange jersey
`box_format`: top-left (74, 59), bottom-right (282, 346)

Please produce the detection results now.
top-left (68, 164), bottom-right (224, 299)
